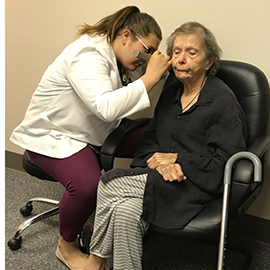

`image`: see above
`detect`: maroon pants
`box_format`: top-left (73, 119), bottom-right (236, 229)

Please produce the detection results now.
top-left (27, 119), bottom-right (147, 241)
top-left (28, 146), bottom-right (101, 242)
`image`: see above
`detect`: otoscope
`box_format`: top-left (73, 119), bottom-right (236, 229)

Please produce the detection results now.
top-left (133, 50), bottom-right (151, 61)
top-left (133, 50), bottom-right (170, 79)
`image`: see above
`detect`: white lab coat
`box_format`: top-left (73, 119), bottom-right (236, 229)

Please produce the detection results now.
top-left (10, 34), bottom-right (150, 158)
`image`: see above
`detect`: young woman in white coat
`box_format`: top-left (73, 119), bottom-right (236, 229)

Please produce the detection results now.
top-left (10, 5), bottom-right (171, 270)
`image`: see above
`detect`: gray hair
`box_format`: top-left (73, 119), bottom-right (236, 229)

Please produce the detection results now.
top-left (166, 22), bottom-right (222, 75)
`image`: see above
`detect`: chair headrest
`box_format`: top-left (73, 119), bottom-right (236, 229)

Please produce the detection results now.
top-left (216, 60), bottom-right (270, 145)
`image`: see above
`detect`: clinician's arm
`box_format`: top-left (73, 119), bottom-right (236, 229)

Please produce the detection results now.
top-left (67, 51), bottom-right (150, 122)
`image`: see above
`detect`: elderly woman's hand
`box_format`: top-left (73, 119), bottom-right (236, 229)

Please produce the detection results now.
top-left (147, 152), bottom-right (178, 169)
top-left (156, 163), bottom-right (187, 182)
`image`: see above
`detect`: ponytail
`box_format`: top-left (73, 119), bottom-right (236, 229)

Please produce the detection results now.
top-left (75, 6), bottom-right (162, 43)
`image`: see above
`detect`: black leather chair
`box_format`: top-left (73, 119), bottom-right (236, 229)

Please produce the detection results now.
top-left (7, 151), bottom-right (86, 251)
top-left (99, 60), bottom-right (270, 269)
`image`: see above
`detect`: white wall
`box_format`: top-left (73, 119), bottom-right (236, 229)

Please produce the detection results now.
top-left (5, 0), bottom-right (270, 219)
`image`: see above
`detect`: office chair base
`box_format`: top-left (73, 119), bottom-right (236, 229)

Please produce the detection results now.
top-left (8, 206), bottom-right (59, 250)
top-left (8, 198), bottom-right (59, 251)
top-left (8, 199), bottom-right (88, 252)
top-left (19, 197), bottom-right (59, 216)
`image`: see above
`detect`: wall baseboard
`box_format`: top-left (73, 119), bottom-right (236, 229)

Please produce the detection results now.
top-left (5, 150), bottom-right (270, 245)
top-left (5, 151), bottom-right (24, 172)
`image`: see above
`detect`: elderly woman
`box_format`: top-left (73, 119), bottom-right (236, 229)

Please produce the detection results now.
top-left (82, 22), bottom-right (247, 270)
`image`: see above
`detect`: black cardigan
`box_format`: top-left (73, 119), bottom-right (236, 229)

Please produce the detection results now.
top-left (130, 74), bottom-right (247, 229)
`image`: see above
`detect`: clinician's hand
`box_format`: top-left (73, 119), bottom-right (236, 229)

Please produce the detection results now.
top-left (156, 163), bottom-right (187, 182)
top-left (141, 51), bottom-right (171, 92)
top-left (147, 152), bottom-right (177, 169)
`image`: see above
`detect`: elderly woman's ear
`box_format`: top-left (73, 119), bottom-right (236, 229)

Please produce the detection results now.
top-left (205, 59), bottom-right (214, 71)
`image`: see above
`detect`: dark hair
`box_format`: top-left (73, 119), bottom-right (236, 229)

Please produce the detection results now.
top-left (167, 22), bottom-right (222, 75)
top-left (75, 6), bottom-right (162, 43)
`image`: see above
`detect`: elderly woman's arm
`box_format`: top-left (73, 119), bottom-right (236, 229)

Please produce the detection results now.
top-left (130, 115), bottom-right (161, 168)
top-left (177, 113), bottom-right (247, 193)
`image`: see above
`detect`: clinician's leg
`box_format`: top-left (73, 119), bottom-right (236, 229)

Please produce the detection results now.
top-left (86, 173), bottom-right (148, 270)
top-left (28, 146), bottom-right (101, 269)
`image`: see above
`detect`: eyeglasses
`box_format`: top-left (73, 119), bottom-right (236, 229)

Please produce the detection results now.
top-left (131, 31), bottom-right (154, 54)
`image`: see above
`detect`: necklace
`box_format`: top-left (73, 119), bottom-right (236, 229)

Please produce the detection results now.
top-left (181, 90), bottom-right (202, 112)
top-left (181, 77), bottom-right (206, 112)
top-left (119, 66), bottom-right (131, 86)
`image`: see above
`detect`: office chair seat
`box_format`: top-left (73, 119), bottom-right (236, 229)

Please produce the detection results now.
top-left (22, 151), bottom-right (57, 182)
top-left (148, 197), bottom-right (222, 238)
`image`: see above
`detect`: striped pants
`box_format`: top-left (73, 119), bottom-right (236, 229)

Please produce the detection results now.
top-left (89, 173), bottom-right (149, 270)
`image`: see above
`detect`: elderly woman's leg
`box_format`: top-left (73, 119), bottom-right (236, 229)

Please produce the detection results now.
top-left (82, 173), bottom-right (148, 270)
top-left (113, 197), bottom-right (149, 269)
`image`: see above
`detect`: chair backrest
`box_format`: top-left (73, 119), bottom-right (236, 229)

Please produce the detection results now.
top-left (164, 60), bottom-right (270, 147)
top-left (215, 61), bottom-right (270, 216)
top-left (158, 60), bottom-right (270, 218)
top-left (216, 60), bottom-right (270, 146)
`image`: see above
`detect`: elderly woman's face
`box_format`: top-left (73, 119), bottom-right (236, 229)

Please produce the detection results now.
top-left (171, 33), bottom-right (212, 82)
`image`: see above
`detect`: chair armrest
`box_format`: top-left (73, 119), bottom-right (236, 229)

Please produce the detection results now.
top-left (247, 135), bottom-right (270, 157)
top-left (233, 135), bottom-right (270, 184)
top-left (230, 135), bottom-right (270, 216)
top-left (100, 118), bottom-right (151, 171)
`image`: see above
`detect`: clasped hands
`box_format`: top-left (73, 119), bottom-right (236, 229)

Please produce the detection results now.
top-left (147, 152), bottom-right (187, 182)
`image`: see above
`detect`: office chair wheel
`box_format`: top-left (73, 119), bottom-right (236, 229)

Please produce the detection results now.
top-left (7, 236), bottom-right (22, 250)
top-left (20, 203), bottom-right (33, 217)
top-left (77, 229), bottom-right (89, 254)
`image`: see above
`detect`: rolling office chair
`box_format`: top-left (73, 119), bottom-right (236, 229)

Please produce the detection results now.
top-left (99, 60), bottom-right (270, 269)
top-left (7, 151), bottom-right (86, 251)
top-left (7, 120), bottom-right (148, 252)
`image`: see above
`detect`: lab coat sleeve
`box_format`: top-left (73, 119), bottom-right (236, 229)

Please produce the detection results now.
top-left (67, 50), bottom-right (150, 122)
